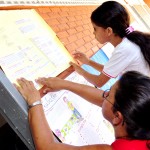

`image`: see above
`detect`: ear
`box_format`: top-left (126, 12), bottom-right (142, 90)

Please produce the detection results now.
top-left (106, 27), bottom-right (113, 36)
top-left (112, 111), bottom-right (124, 126)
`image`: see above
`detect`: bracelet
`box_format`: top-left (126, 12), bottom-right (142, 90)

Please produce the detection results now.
top-left (28, 100), bottom-right (42, 109)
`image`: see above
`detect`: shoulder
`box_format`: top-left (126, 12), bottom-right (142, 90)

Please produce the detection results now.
top-left (111, 139), bottom-right (148, 150)
top-left (115, 38), bottom-right (139, 52)
top-left (113, 38), bottom-right (140, 57)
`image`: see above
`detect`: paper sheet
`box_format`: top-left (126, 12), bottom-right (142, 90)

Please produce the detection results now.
top-left (0, 9), bottom-right (74, 89)
top-left (42, 72), bottom-right (115, 145)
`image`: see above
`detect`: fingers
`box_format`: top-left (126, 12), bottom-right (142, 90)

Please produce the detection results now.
top-left (72, 51), bottom-right (85, 59)
top-left (70, 61), bottom-right (78, 69)
top-left (14, 83), bottom-right (24, 96)
top-left (69, 61), bottom-right (74, 65)
top-left (36, 77), bottom-right (48, 85)
top-left (72, 51), bottom-right (83, 55)
top-left (72, 51), bottom-right (80, 55)
top-left (72, 51), bottom-right (89, 64)
top-left (15, 78), bottom-right (35, 99)
top-left (70, 62), bottom-right (76, 69)
top-left (17, 78), bottom-right (33, 89)
top-left (69, 61), bottom-right (79, 66)
top-left (13, 83), bottom-right (19, 90)
top-left (73, 53), bottom-right (83, 58)
top-left (15, 78), bottom-right (41, 105)
top-left (43, 88), bottom-right (53, 94)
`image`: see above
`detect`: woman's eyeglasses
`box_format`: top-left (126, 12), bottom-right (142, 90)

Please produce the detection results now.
top-left (102, 89), bottom-right (114, 105)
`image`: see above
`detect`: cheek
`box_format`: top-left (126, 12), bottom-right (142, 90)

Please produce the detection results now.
top-left (95, 32), bottom-right (108, 44)
top-left (102, 102), bottom-right (114, 122)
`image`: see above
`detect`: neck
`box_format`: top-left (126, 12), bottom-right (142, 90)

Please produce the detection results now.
top-left (114, 124), bottom-right (128, 140)
top-left (110, 35), bottom-right (123, 47)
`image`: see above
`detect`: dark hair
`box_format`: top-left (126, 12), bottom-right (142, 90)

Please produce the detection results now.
top-left (114, 71), bottom-right (150, 143)
top-left (91, 1), bottom-right (150, 67)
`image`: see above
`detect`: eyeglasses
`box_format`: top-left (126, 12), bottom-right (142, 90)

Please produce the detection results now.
top-left (102, 89), bottom-right (114, 105)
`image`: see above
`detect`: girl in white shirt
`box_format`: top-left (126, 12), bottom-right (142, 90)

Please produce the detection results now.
top-left (70, 1), bottom-right (150, 87)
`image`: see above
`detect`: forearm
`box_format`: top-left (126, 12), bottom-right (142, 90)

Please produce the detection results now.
top-left (79, 70), bottom-right (110, 87)
top-left (62, 81), bottom-right (104, 106)
top-left (88, 60), bottom-right (104, 72)
top-left (28, 105), bottom-right (112, 150)
top-left (28, 104), bottom-right (78, 150)
top-left (29, 105), bottom-right (55, 150)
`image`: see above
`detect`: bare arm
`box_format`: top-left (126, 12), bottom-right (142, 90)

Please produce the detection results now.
top-left (16, 78), bottom-right (112, 150)
top-left (28, 106), bottom-right (112, 150)
top-left (80, 70), bottom-right (110, 88)
top-left (72, 51), bottom-right (104, 72)
top-left (69, 63), bottom-right (110, 87)
top-left (71, 51), bottom-right (110, 87)
top-left (88, 59), bottom-right (104, 72)
top-left (36, 77), bottom-right (104, 107)
top-left (29, 105), bottom-right (55, 150)
top-left (16, 78), bottom-right (55, 149)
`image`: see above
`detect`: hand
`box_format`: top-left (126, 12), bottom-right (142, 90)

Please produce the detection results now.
top-left (36, 77), bottom-right (67, 94)
top-left (72, 51), bottom-right (90, 64)
top-left (69, 62), bottom-right (84, 75)
top-left (15, 78), bottom-right (41, 105)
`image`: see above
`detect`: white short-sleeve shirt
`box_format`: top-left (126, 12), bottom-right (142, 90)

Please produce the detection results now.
top-left (103, 38), bottom-right (150, 78)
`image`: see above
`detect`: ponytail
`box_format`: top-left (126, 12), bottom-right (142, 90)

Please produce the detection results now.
top-left (127, 31), bottom-right (150, 67)
top-left (91, 1), bottom-right (150, 68)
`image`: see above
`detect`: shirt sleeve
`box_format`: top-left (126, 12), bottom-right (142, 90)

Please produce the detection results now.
top-left (103, 47), bottom-right (133, 78)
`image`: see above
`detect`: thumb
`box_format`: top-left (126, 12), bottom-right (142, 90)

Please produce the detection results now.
top-left (69, 61), bottom-right (78, 66)
top-left (69, 61), bottom-right (74, 65)
top-left (43, 87), bottom-right (53, 94)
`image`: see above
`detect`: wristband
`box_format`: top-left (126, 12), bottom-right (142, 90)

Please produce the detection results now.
top-left (28, 100), bottom-right (42, 109)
